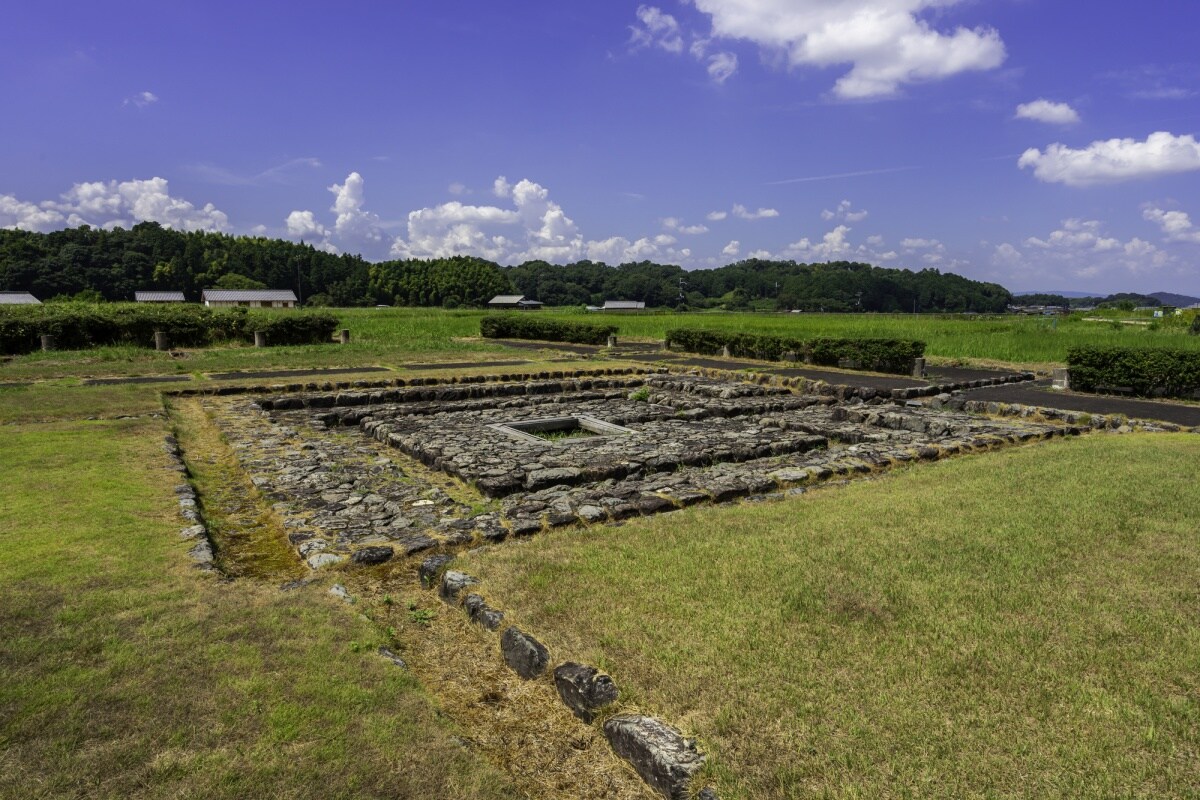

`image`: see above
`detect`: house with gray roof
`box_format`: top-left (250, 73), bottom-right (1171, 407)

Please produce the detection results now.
top-left (202, 289), bottom-right (298, 308)
top-left (0, 291), bottom-right (41, 305)
top-left (601, 300), bottom-right (646, 312)
top-left (488, 294), bottom-right (543, 310)
top-left (135, 291), bottom-right (187, 303)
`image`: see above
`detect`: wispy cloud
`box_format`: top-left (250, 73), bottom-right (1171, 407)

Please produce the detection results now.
top-left (185, 157), bottom-right (322, 186)
top-left (123, 90), bottom-right (158, 108)
top-left (767, 166), bottom-right (920, 186)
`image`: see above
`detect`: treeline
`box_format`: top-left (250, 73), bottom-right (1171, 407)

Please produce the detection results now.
top-left (1, 224), bottom-right (1012, 313)
top-left (1014, 293), bottom-right (1162, 309)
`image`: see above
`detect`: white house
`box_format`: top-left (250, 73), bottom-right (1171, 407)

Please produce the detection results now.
top-left (202, 289), bottom-right (298, 308)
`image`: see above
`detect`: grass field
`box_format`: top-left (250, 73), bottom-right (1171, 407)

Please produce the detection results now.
top-left (0, 417), bottom-right (513, 799)
top-left (459, 433), bottom-right (1200, 799)
top-left (2, 318), bottom-right (1198, 799)
top-left (3, 306), bottom-right (1199, 384)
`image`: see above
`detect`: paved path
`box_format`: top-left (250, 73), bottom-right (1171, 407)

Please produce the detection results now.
top-left (963, 381), bottom-right (1200, 427)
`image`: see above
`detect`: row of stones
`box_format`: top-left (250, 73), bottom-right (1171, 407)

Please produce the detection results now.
top-left (210, 366), bottom-right (672, 406)
top-left (956, 397), bottom-right (1196, 432)
top-left (423, 555), bottom-right (714, 800)
top-left (161, 433), bottom-right (218, 571)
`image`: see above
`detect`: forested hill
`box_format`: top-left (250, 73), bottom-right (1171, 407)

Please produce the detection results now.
top-left (0, 223), bottom-right (1012, 313)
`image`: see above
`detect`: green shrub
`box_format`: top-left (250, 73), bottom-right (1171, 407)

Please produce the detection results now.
top-left (0, 304), bottom-right (340, 354)
top-left (665, 328), bottom-right (924, 374)
top-left (1068, 345), bottom-right (1200, 398)
top-left (1190, 315), bottom-right (1200, 335)
top-left (480, 314), bottom-right (616, 345)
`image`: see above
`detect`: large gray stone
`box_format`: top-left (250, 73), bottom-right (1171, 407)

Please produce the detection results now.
top-left (439, 570), bottom-right (479, 605)
top-left (464, 593), bottom-right (505, 631)
top-left (419, 553), bottom-right (454, 588)
top-left (350, 545), bottom-right (394, 566)
top-left (554, 662), bottom-right (618, 723)
top-left (603, 715), bottom-right (706, 800)
top-left (500, 626), bottom-right (549, 679)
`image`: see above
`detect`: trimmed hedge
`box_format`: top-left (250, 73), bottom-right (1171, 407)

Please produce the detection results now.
top-left (666, 328), bottom-right (925, 374)
top-left (480, 314), bottom-right (617, 345)
top-left (0, 304), bottom-right (339, 354)
top-left (1067, 345), bottom-right (1200, 398)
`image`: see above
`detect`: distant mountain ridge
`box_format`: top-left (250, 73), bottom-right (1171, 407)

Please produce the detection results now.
top-left (1149, 291), bottom-right (1200, 307)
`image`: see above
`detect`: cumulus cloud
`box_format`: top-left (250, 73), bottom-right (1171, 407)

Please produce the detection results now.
top-left (1143, 205), bottom-right (1200, 243)
top-left (732, 203), bottom-right (779, 220)
top-left (493, 176), bottom-right (513, 198)
top-left (993, 218), bottom-right (1172, 283)
top-left (688, 0), bottom-right (1005, 98)
top-left (722, 240), bottom-right (741, 257)
top-left (821, 199), bottom-right (868, 222)
top-left (706, 210), bottom-right (728, 221)
top-left (285, 210), bottom-right (328, 239)
top-left (124, 90), bottom-right (158, 108)
top-left (2, 177), bottom-right (230, 233)
top-left (630, 5), bottom-right (684, 53)
top-left (1019, 131), bottom-right (1200, 186)
top-left (1014, 99), bottom-right (1079, 125)
top-left (782, 224), bottom-right (855, 260)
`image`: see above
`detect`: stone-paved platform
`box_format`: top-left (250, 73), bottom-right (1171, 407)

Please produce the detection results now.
top-left (190, 371), bottom-right (1094, 570)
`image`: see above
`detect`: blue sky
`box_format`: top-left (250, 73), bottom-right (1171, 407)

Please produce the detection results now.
top-left (3, 0), bottom-right (1200, 295)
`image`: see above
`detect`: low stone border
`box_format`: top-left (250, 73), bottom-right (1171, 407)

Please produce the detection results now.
top-left (951, 396), bottom-right (1196, 433)
top-left (163, 365), bottom-right (668, 399)
top-left (161, 434), bottom-right (218, 571)
top-left (425, 556), bottom-right (718, 800)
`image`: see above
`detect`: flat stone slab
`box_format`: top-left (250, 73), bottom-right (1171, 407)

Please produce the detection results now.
top-left (208, 367), bottom-right (391, 381)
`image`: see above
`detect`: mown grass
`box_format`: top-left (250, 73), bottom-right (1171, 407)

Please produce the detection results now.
top-left (5, 307), bottom-right (1199, 383)
top-left (0, 417), bottom-right (513, 799)
top-left (459, 433), bottom-right (1200, 799)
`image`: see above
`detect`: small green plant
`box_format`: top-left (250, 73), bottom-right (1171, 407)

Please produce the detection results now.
top-left (406, 600), bottom-right (437, 627)
top-left (629, 387), bottom-right (651, 402)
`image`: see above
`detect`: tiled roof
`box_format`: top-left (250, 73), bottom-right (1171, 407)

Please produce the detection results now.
top-left (202, 289), bottom-right (298, 302)
top-left (0, 292), bottom-right (41, 305)
top-left (135, 291), bottom-right (186, 302)
top-left (488, 295), bottom-right (526, 304)
top-left (602, 300), bottom-right (645, 309)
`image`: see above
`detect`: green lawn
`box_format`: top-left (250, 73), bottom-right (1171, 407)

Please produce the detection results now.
top-left (0, 417), bottom-right (512, 800)
top-left (459, 433), bottom-right (1200, 799)
top-left (4, 307), bottom-right (1199, 383)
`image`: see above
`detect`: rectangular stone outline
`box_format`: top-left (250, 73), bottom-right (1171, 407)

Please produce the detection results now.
top-left (488, 415), bottom-right (636, 445)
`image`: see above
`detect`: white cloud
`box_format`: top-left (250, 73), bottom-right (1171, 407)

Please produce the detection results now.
top-left (448, 182), bottom-right (469, 196)
top-left (732, 203), bottom-right (779, 220)
top-left (328, 172), bottom-right (384, 244)
top-left (1143, 205), bottom-right (1200, 243)
top-left (1014, 99), bottom-right (1079, 125)
top-left (0, 194), bottom-right (66, 232)
top-left (630, 5), bottom-right (684, 53)
top-left (493, 176), bottom-right (512, 198)
top-left (722, 239), bottom-right (741, 257)
top-left (124, 90), bottom-right (158, 108)
top-left (707, 51), bottom-right (738, 83)
top-left (821, 199), bottom-right (868, 222)
top-left (994, 218), bottom-right (1172, 284)
top-left (900, 237), bottom-right (942, 249)
top-left (706, 210), bottom-right (728, 221)
top-left (285, 210), bottom-right (328, 239)
top-left (689, 0), bottom-right (1005, 98)
top-left (783, 224), bottom-right (854, 260)
top-left (663, 217), bottom-right (709, 234)
top-left (1019, 131), bottom-right (1200, 186)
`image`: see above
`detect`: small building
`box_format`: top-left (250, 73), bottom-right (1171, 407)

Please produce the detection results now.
top-left (1153, 305), bottom-right (1178, 317)
top-left (202, 289), bottom-right (298, 309)
top-left (0, 291), bottom-right (41, 305)
top-left (135, 291), bottom-right (186, 304)
top-left (487, 294), bottom-right (543, 310)
top-left (601, 300), bottom-right (646, 312)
